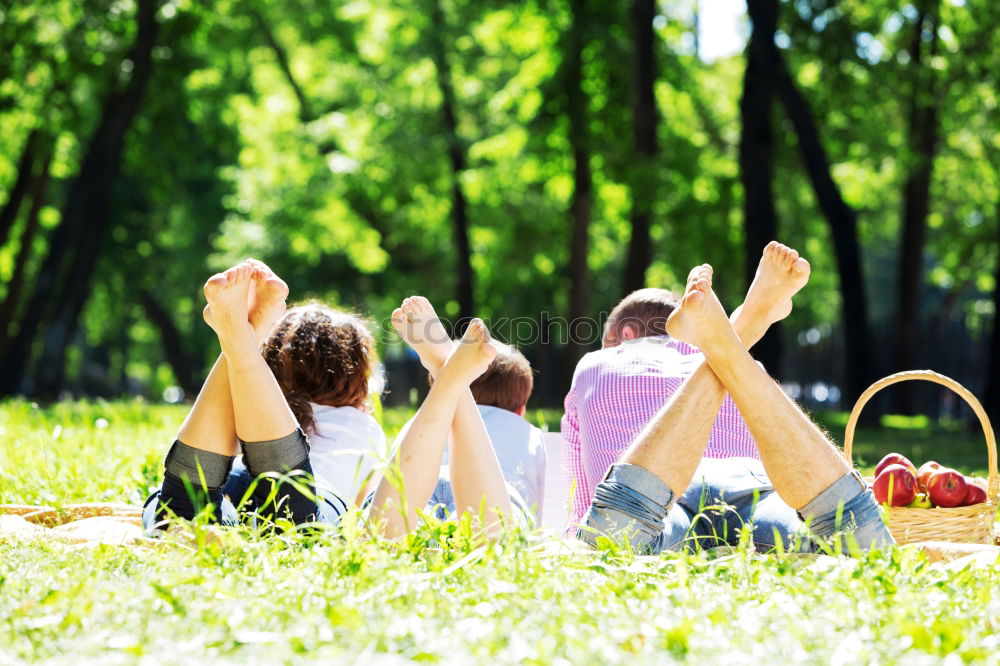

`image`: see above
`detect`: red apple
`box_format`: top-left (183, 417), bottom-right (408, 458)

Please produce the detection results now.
top-left (916, 461), bottom-right (942, 491)
top-left (961, 482), bottom-right (988, 506)
top-left (967, 476), bottom-right (988, 490)
top-left (875, 453), bottom-right (918, 479)
top-left (872, 464), bottom-right (918, 506)
top-left (926, 468), bottom-right (968, 508)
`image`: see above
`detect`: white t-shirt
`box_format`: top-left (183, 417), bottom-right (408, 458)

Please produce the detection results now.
top-left (442, 405), bottom-right (547, 520)
top-left (308, 403), bottom-right (387, 505)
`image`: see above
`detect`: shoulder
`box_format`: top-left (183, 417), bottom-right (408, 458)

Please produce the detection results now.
top-left (312, 404), bottom-right (387, 446)
top-left (478, 405), bottom-right (533, 436)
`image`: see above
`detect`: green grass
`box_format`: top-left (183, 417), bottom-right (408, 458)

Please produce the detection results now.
top-left (2, 401), bottom-right (1000, 663)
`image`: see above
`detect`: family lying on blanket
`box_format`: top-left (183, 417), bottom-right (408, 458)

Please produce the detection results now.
top-left (145, 241), bottom-right (893, 553)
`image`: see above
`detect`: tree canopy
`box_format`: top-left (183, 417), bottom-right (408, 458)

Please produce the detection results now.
top-left (0, 0), bottom-right (997, 417)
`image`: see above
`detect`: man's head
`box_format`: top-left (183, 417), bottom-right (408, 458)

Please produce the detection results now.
top-left (469, 342), bottom-right (534, 416)
top-left (602, 288), bottom-right (679, 348)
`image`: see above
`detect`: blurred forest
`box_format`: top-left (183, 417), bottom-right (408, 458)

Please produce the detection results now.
top-left (0, 0), bottom-right (998, 419)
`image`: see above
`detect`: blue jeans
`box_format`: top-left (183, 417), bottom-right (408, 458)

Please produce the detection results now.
top-left (216, 458), bottom-right (347, 522)
top-left (142, 430), bottom-right (344, 534)
top-left (578, 458), bottom-right (893, 553)
top-left (427, 469), bottom-right (533, 528)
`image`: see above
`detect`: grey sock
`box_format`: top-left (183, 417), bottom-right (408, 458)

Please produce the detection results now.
top-left (163, 440), bottom-right (234, 488)
top-left (240, 429), bottom-right (311, 476)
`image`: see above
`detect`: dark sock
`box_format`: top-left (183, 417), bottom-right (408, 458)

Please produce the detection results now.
top-left (240, 429), bottom-right (319, 525)
top-left (155, 440), bottom-right (234, 523)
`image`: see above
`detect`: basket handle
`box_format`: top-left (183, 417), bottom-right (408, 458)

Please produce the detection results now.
top-left (843, 369), bottom-right (998, 501)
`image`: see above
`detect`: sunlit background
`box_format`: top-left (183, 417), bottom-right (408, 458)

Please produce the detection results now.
top-left (0, 0), bottom-right (997, 420)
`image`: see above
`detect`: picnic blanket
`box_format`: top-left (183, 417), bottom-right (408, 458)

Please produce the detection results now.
top-left (2, 503), bottom-right (999, 570)
top-left (1, 503), bottom-right (144, 546)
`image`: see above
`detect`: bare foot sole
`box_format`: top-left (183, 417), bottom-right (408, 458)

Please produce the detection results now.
top-left (437, 318), bottom-right (496, 386)
top-left (245, 259), bottom-right (289, 339)
top-left (665, 265), bottom-right (734, 350)
top-left (739, 241), bottom-right (811, 325)
top-left (391, 296), bottom-right (453, 372)
top-left (202, 262), bottom-right (258, 355)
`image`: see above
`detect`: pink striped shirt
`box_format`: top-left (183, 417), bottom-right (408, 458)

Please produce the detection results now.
top-left (561, 335), bottom-right (761, 528)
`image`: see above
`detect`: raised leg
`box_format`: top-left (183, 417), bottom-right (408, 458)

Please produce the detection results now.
top-left (203, 263), bottom-right (297, 442)
top-left (150, 261), bottom-right (290, 525)
top-left (665, 265), bottom-right (892, 549)
top-left (620, 242), bottom-right (810, 496)
top-left (177, 259), bottom-right (289, 455)
top-left (202, 262), bottom-right (320, 524)
top-left (371, 317), bottom-right (501, 538)
top-left (391, 297), bottom-right (512, 527)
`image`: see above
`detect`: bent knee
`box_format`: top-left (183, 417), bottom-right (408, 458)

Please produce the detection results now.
top-left (575, 463), bottom-right (677, 554)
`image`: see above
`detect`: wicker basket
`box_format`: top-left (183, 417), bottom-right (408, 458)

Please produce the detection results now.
top-left (843, 370), bottom-right (999, 545)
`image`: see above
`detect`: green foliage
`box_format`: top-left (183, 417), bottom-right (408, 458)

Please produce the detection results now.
top-left (0, 0), bottom-right (998, 398)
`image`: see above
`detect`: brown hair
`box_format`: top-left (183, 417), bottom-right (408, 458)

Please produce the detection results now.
top-left (262, 302), bottom-right (376, 434)
top-left (469, 342), bottom-right (534, 413)
top-left (603, 288), bottom-right (678, 347)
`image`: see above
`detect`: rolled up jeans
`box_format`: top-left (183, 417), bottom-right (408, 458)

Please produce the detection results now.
top-left (577, 459), bottom-right (893, 554)
top-left (143, 429), bottom-right (342, 534)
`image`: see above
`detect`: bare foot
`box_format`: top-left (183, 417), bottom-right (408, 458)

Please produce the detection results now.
top-left (245, 259), bottom-right (289, 341)
top-left (202, 262), bottom-right (258, 361)
top-left (665, 265), bottom-right (737, 352)
top-left (739, 241), bottom-right (811, 325)
top-left (435, 318), bottom-right (496, 387)
top-left (391, 296), bottom-right (453, 373)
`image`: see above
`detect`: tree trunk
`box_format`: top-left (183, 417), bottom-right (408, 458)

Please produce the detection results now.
top-left (984, 202), bottom-right (1000, 424)
top-left (0, 128), bottom-right (41, 249)
top-left (251, 8), bottom-right (314, 122)
top-left (772, 46), bottom-right (876, 404)
top-left (894, 3), bottom-right (940, 413)
top-left (0, 149), bottom-right (53, 354)
top-left (32, 205), bottom-right (112, 397)
top-left (0, 0), bottom-right (160, 398)
top-left (564, 0), bottom-right (593, 388)
top-left (622, 0), bottom-right (659, 294)
top-left (139, 289), bottom-right (201, 397)
top-left (428, 0), bottom-right (474, 324)
top-left (740, 0), bottom-right (781, 376)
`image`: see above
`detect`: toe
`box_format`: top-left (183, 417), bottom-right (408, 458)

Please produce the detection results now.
top-left (467, 318), bottom-right (487, 341)
top-left (683, 288), bottom-right (705, 307)
top-left (205, 273), bottom-right (227, 291)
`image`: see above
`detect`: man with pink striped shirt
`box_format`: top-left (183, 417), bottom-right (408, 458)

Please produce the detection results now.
top-left (562, 295), bottom-right (761, 530)
top-left (564, 242), bottom-right (892, 552)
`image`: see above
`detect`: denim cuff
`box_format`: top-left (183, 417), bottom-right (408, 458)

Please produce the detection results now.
top-left (163, 440), bottom-right (234, 488)
top-left (240, 428), bottom-right (310, 477)
top-left (798, 469), bottom-right (876, 536)
top-left (589, 463), bottom-right (677, 533)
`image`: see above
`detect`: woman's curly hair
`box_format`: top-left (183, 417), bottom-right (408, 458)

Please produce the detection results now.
top-left (262, 302), bottom-right (376, 434)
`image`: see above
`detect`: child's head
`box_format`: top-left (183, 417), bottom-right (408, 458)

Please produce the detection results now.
top-left (469, 342), bottom-right (533, 416)
top-left (262, 302), bottom-right (376, 433)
